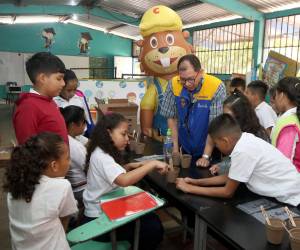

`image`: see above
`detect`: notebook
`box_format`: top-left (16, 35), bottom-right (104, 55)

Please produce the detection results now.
top-left (101, 192), bottom-right (158, 221)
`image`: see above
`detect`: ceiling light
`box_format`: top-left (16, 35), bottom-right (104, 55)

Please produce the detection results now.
top-left (67, 19), bottom-right (107, 32)
top-left (109, 30), bottom-right (138, 40)
top-left (0, 16), bottom-right (13, 24)
top-left (69, 0), bottom-right (77, 6)
top-left (14, 15), bottom-right (60, 24)
top-left (66, 19), bottom-right (137, 40)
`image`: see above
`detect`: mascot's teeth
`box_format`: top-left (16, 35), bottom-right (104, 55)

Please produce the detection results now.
top-left (160, 58), bottom-right (170, 68)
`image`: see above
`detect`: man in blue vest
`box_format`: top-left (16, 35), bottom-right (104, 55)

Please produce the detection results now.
top-left (161, 54), bottom-right (226, 167)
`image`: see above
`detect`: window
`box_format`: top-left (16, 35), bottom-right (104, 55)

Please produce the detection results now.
top-left (193, 22), bottom-right (254, 74)
top-left (114, 56), bottom-right (133, 78)
top-left (264, 15), bottom-right (300, 76)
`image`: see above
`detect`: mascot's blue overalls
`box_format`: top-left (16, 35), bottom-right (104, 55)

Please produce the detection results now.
top-left (153, 78), bottom-right (169, 136)
top-left (171, 74), bottom-right (222, 166)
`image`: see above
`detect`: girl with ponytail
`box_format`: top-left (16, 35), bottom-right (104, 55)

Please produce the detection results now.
top-left (272, 77), bottom-right (300, 171)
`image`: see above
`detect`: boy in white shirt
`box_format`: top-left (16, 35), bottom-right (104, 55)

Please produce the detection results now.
top-left (176, 114), bottom-right (300, 207)
top-left (245, 80), bottom-right (277, 136)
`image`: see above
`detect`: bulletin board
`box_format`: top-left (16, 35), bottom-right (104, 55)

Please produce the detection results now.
top-left (77, 79), bottom-right (146, 108)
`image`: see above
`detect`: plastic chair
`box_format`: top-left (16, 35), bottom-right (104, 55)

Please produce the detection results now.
top-left (6, 82), bottom-right (21, 104)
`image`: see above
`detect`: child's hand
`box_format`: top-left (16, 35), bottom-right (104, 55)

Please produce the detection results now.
top-left (183, 177), bottom-right (199, 185)
top-left (152, 160), bottom-right (168, 174)
top-left (196, 157), bottom-right (210, 167)
top-left (209, 164), bottom-right (220, 175)
top-left (176, 178), bottom-right (191, 193)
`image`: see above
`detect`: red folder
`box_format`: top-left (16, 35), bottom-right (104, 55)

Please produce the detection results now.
top-left (101, 192), bottom-right (157, 221)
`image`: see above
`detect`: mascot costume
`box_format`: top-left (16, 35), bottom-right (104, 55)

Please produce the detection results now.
top-left (138, 5), bottom-right (193, 141)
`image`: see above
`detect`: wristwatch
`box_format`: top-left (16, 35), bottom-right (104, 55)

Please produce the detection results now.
top-left (202, 154), bottom-right (210, 161)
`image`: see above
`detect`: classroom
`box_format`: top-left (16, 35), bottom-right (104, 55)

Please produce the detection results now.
top-left (1, 1), bottom-right (300, 250)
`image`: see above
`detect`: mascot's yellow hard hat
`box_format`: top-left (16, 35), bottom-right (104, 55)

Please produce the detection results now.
top-left (139, 5), bottom-right (182, 37)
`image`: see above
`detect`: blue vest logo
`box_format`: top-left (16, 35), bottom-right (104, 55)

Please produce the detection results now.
top-left (180, 98), bottom-right (186, 108)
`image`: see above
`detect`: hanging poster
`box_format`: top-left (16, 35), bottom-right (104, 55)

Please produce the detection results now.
top-left (79, 32), bottom-right (93, 54)
top-left (42, 28), bottom-right (56, 50)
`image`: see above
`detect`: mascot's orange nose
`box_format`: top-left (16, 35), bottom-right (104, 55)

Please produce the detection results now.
top-left (158, 47), bottom-right (169, 54)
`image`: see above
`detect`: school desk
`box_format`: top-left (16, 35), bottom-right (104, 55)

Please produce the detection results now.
top-left (138, 138), bottom-right (295, 250)
top-left (0, 146), bottom-right (11, 168)
top-left (67, 185), bottom-right (165, 250)
top-left (200, 203), bottom-right (292, 250)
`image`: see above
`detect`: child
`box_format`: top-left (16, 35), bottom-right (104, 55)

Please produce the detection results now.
top-left (209, 91), bottom-right (269, 175)
top-left (272, 77), bottom-right (300, 171)
top-left (13, 52), bottom-right (68, 144)
top-left (4, 132), bottom-right (77, 250)
top-left (269, 86), bottom-right (279, 114)
top-left (54, 69), bottom-right (95, 137)
top-left (176, 114), bottom-right (300, 207)
top-left (229, 77), bottom-right (246, 94)
top-left (245, 80), bottom-right (277, 136)
top-left (83, 113), bottom-right (168, 250)
top-left (60, 105), bottom-right (87, 204)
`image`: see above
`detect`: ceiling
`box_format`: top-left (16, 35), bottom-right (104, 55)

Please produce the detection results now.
top-left (0, 0), bottom-right (300, 40)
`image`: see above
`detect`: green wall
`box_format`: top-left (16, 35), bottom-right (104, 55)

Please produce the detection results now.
top-left (0, 22), bottom-right (132, 57)
top-left (0, 22), bottom-right (132, 79)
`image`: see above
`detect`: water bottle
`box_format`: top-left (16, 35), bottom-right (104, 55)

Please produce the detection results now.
top-left (163, 128), bottom-right (173, 164)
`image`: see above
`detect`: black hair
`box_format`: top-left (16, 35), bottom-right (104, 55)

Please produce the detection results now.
top-left (60, 105), bottom-right (85, 129)
top-left (85, 113), bottom-right (128, 172)
top-left (223, 91), bottom-right (269, 141)
top-left (208, 114), bottom-right (241, 139)
top-left (269, 85), bottom-right (276, 99)
top-left (26, 52), bottom-right (66, 84)
top-left (177, 54), bottom-right (201, 72)
top-left (3, 132), bottom-right (65, 202)
top-left (63, 69), bottom-right (78, 86)
top-left (276, 77), bottom-right (300, 121)
top-left (247, 80), bottom-right (269, 100)
top-left (230, 77), bottom-right (246, 91)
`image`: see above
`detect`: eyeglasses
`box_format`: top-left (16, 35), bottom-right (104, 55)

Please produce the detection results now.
top-left (179, 72), bottom-right (199, 86)
top-left (179, 77), bottom-right (197, 86)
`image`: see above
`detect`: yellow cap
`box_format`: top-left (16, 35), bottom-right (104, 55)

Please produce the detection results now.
top-left (139, 5), bottom-right (182, 37)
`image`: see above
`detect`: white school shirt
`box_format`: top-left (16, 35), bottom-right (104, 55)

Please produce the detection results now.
top-left (54, 95), bottom-right (84, 109)
top-left (83, 147), bottom-right (126, 217)
top-left (7, 175), bottom-right (78, 250)
top-left (255, 101), bottom-right (277, 129)
top-left (67, 135), bottom-right (87, 192)
top-left (279, 107), bottom-right (297, 119)
top-left (228, 132), bottom-right (300, 206)
top-left (54, 95), bottom-right (91, 124)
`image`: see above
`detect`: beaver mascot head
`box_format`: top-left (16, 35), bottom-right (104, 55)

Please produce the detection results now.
top-left (137, 5), bottom-right (193, 80)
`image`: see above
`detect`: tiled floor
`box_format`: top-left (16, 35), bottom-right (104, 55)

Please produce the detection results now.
top-left (0, 103), bottom-right (227, 250)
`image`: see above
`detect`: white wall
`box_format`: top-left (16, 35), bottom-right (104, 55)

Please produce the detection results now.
top-left (0, 51), bottom-right (90, 85)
